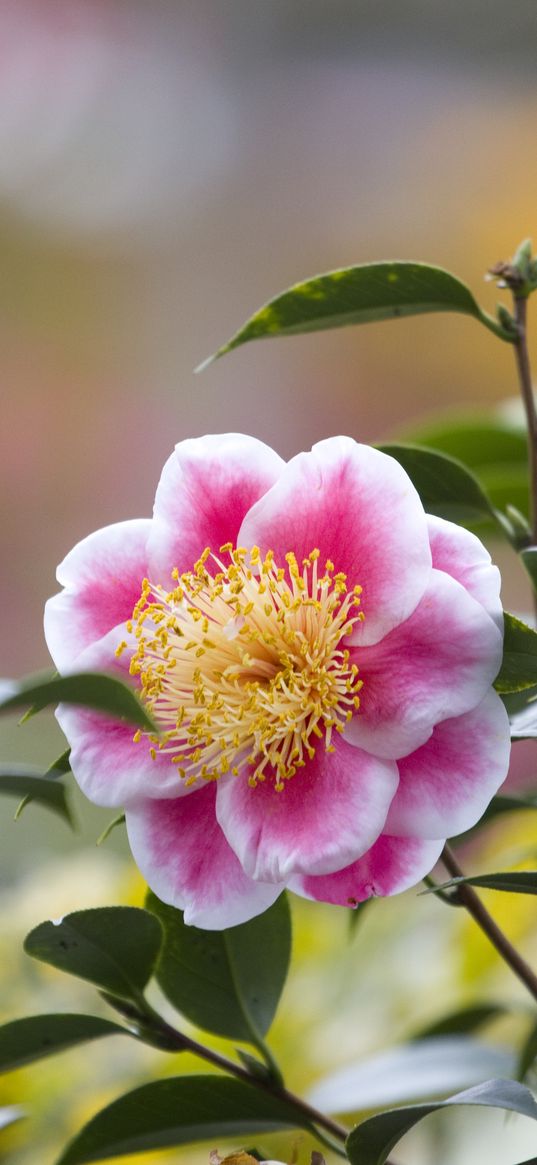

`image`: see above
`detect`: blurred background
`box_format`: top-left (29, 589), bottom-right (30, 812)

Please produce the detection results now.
top-left (2, 2), bottom-right (537, 1163)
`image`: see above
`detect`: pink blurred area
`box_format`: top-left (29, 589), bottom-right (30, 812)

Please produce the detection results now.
top-left (1, 0), bottom-right (537, 681)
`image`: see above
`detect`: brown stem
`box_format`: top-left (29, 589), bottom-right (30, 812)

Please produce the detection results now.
top-left (513, 294), bottom-right (537, 546)
top-left (441, 844), bottom-right (537, 1003)
top-left (141, 1005), bottom-right (350, 1146)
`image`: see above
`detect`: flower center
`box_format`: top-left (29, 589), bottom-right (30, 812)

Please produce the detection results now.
top-left (120, 545), bottom-right (364, 792)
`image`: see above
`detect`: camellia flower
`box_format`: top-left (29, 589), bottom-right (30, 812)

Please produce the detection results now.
top-left (45, 434), bottom-right (510, 929)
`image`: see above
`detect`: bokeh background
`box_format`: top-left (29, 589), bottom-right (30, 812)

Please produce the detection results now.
top-left (2, 2), bottom-right (537, 1163)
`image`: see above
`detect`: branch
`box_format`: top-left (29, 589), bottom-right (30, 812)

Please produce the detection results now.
top-left (441, 844), bottom-right (537, 1004)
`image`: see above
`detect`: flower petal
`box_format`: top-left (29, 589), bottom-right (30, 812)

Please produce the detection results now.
top-left (44, 519), bottom-right (152, 671)
top-left (239, 437), bottom-right (432, 647)
top-left (126, 785), bottom-right (284, 929)
top-left (215, 736), bottom-right (399, 882)
top-left (385, 690), bottom-right (511, 838)
top-left (427, 514), bottom-right (503, 627)
top-left (291, 834), bottom-right (444, 907)
top-left (344, 568), bottom-right (503, 759)
top-left (55, 631), bottom-right (185, 807)
top-left (148, 433), bottom-right (285, 582)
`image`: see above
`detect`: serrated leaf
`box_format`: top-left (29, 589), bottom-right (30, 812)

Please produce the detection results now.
top-left (0, 766), bottom-right (72, 825)
top-left (199, 262), bottom-right (510, 367)
top-left (24, 908), bottom-right (163, 1003)
top-left (345, 1079), bottom-right (537, 1165)
top-left (518, 1019), bottom-right (537, 1082)
top-left (413, 1004), bottom-right (505, 1040)
top-left (378, 444), bottom-right (498, 526)
top-left (495, 613), bottom-right (537, 693)
top-left (0, 672), bottom-right (154, 731)
top-left (308, 1038), bottom-right (515, 1114)
top-left (146, 891), bottom-right (291, 1044)
top-left (55, 1075), bottom-right (312, 1165)
top-left (0, 1014), bottom-right (127, 1073)
top-left (426, 872), bottom-right (537, 896)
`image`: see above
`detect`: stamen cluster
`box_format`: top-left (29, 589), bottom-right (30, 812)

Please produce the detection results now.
top-left (120, 545), bottom-right (364, 792)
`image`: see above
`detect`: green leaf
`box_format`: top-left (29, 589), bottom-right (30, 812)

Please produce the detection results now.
top-left (495, 613), bottom-right (537, 693)
top-left (377, 444), bottom-right (498, 526)
top-left (504, 691), bottom-right (537, 738)
top-left (24, 908), bottom-right (163, 1003)
top-left (55, 1075), bottom-right (311, 1165)
top-left (309, 1038), bottom-right (514, 1114)
top-left (413, 1004), bottom-right (505, 1040)
top-left (518, 1018), bottom-right (537, 1082)
top-left (0, 672), bottom-right (154, 731)
top-left (399, 416), bottom-right (528, 472)
top-left (96, 813), bottom-right (126, 846)
top-left (0, 1106), bottom-right (24, 1131)
top-left (345, 1079), bottom-right (537, 1165)
top-left (0, 1014), bottom-right (127, 1073)
top-left (427, 872), bottom-right (537, 896)
top-left (199, 262), bottom-right (511, 368)
top-left (45, 749), bottom-right (72, 777)
top-left (522, 547), bottom-right (537, 592)
top-left (0, 766), bottom-right (72, 825)
top-left (146, 891), bottom-right (291, 1044)
top-left (395, 415), bottom-right (530, 526)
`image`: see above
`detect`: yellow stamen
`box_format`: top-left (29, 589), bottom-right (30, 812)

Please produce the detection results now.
top-left (124, 545), bottom-right (364, 791)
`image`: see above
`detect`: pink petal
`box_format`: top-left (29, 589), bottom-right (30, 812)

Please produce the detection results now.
top-left (44, 519), bottom-right (152, 672)
top-left (215, 735), bottom-right (399, 882)
top-left (148, 433), bottom-right (285, 582)
top-left (344, 568), bottom-right (503, 759)
top-left (291, 834), bottom-right (444, 907)
top-left (55, 631), bottom-right (186, 807)
top-left (427, 515), bottom-right (503, 627)
top-left (385, 690), bottom-right (511, 838)
top-left (126, 785), bottom-right (284, 929)
top-left (238, 437), bottom-right (432, 647)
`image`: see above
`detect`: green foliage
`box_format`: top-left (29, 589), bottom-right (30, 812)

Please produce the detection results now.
top-left (518, 1018), bottom-right (537, 1082)
top-left (428, 872), bottom-right (537, 896)
top-left (0, 1014), bottom-right (127, 1072)
top-left (377, 444), bottom-right (499, 527)
top-left (504, 685), bottom-right (537, 738)
top-left (199, 261), bottom-right (511, 367)
top-left (24, 908), bottom-right (163, 1004)
top-left (146, 891), bottom-right (291, 1044)
top-left (45, 749), bottom-right (72, 775)
top-left (396, 415), bottom-right (529, 525)
top-left (494, 613), bottom-right (537, 693)
top-left (55, 1075), bottom-right (312, 1165)
top-left (521, 547), bottom-right (537, 591)
top-left (0, 765), bottom-right (72, 825)
top-left (0, 672), bottom-right (154, 730)
top-left (412, 1004), bottom-right (505, 1040)
top-left (345, 1079), bottom-right (537, 1165)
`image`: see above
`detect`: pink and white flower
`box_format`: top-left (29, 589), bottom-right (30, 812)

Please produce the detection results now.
top-left (44, 434), bottom-right (510, 929)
